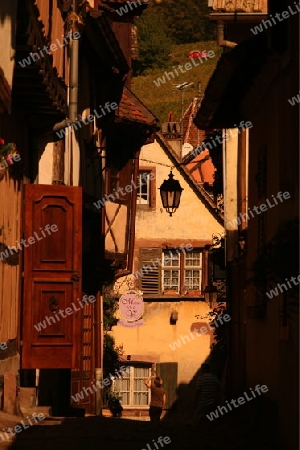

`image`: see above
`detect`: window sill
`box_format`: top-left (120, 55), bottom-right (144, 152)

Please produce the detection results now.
top-left (120, 406), bottom-right (149, 409)
top-left (136, 205), bottom-right (156, 210)
top-left (142, 295), bottom-right (205, 301)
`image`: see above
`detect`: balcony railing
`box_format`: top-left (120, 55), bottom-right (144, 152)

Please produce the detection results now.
top-left (210, 0), bottom-right (267, 14)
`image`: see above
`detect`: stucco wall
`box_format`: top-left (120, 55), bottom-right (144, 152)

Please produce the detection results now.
top-left (112, 300), bottom-right (213, 384)
top-left (111, 138), bottom-right (224, 387)
top-left (136, 140), bottom-right (223, 241)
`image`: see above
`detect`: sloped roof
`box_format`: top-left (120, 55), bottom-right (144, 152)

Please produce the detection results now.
top-left (84, 10), bottom-right (130, 75)
top-left (177, 96), bottom-right (216, 165)
top-left (155, 132), bottom-right (224, 224)
top-left (116, 86), bottom-right (159, 128)
top-left (181, 97), bottom-right (207, 148)
top-left (193, 34), bottom-right (270, 129)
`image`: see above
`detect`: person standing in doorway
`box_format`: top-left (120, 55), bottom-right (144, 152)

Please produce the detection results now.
top-left (144, 375), bottom-right (166, 422)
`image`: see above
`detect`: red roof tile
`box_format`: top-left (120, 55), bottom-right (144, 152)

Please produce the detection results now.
top-left (116, 86), bottom-right (158, 127)
top-left (181, 97), bottom-right (208, 148)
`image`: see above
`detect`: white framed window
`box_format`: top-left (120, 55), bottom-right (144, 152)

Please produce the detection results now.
top-left (162, 250), bottom-right (180, 292)
top-left (136, 169), bottom-right (156, 208)
top-left (113, 365), bottom-right (151, 407)
top-left (184, 251), bottom-right (202, 290)
top-left (161, 249), bottom-right (202, 293)
top-left (137, 172), bottom-right (151, 205)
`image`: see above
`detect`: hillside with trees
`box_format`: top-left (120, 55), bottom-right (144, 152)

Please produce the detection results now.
top-left (132, 0), bottom-right (219, 122)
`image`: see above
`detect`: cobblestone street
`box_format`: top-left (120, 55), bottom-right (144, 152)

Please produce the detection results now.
top-left (0, 411), bottom-right (272, 450)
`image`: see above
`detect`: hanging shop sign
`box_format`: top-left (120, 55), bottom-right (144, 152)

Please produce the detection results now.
top-left (118, 290), bottom-right (144, 327)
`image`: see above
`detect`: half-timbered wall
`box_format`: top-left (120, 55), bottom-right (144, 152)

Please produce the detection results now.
top-left (35, 0), bottom-right (68, 81)
top-left (104, 156), bottom-right (137, 269)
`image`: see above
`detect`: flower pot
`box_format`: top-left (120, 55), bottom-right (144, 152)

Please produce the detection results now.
top-left (5, 154), bottom-right (13, 165)
top-left (110, 407), bottom-right (123, 417)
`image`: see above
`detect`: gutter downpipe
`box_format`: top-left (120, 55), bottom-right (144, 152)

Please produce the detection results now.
top-left (94, 129), bottom-right (105, 416)
top-left (69, 1), bottom-right (79, 123)
top-left (53, 2), bottom-right (79, 132)
top-left (217, 20), bottom-right (238, 49)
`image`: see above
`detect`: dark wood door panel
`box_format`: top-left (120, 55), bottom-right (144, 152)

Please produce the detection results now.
top-left (22, 184), bottom-right (82, 369)
top-left (27, 346), bottom-right (74, 369)
top-left (32, 281), bottom-right (74, 341)
top-left (28, 194), bottom-right (77, 271)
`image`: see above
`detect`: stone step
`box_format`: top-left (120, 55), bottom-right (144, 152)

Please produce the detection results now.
top-left (20, 406), bottom-right (52, 419)
top-left (19, 387), bottom-right (36, 408)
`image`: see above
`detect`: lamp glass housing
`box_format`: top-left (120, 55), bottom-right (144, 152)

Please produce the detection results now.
top-left (159, 171), bottom-right (183, 216)
top-left (203, 285), bottom-right (218, 306)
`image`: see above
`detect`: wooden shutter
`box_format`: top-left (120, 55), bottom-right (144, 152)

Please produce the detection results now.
top-left (156, 362), bottom-right (178, 409)
top-left (139, 248), bottom-right (161, 296)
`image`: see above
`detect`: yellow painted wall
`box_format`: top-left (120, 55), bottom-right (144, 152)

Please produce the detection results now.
top-left (112, 300), bottom-right (213, 384)
top-left (136, 140), bottom-right (223, 240)
top-left (223, 129), bottom-right (239, 262)
top-left (110, 137), bottom-right (224, 386)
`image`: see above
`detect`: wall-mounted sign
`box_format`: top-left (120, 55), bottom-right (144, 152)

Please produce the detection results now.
top-left (118, 291), bottom-right (144, 327)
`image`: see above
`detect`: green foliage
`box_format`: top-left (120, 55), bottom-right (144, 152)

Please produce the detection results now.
top-left (133, 9), bottom-right (172, 75)
top-left (103, 297), bottom-right (122, 380)
top-left (201, 303), bottom-right (229, 380)
top-left (134, 0), bottom-right (215, 75)
top-left (153, 0), bottom-right (215, 44)
top-left (103, 297), bottom-right (118, 331)
top-left (132, 40), bottom-right (221, 123)
top-left (103, 334), bottom-right (121, 380)
top-left (106, 392), bottom-right (123, 416)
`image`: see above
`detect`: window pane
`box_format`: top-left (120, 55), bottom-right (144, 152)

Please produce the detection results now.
top-left (134, 367), bottom-right (149, 377)
top-left (137, 172), bottom-right (150, 205)
top-left (163, 270), bottom-right (179, 290)
top-left (163, 250), bottom-right (179, 267)
top-left (185, 269), bottom-right (200, 290)
top-left (133, 391), bottom-right (149, 406)
top-left (133, 367), bottom-right (149, 406)
top-left (120, 392), bottom-right (130, 404)
top-left (185, 251), bottom-right (201, 266)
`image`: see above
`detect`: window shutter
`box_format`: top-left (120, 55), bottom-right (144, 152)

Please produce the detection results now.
top-left (156, 362), bottom-right (178, 409)
top-left (139, 248), bottom-right (161, 296)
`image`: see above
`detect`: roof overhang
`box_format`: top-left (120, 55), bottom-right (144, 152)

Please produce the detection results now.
top-left (209, 12), bottom-right (269, 22)
top-left (193, 33), bottom-right (270, 129)
top-left (83, 10), bottom-right (130, 76)
top-left (115, 86), bottom-right (159, 128)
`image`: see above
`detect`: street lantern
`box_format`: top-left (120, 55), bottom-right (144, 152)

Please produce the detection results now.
top-left (203, 284), bottom-right (218, 307)
top-left (159, 171), bottom-right (183, 216)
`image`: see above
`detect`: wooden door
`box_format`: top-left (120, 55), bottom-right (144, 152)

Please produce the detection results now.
top-left (22, 184), bottom-right (82, 369)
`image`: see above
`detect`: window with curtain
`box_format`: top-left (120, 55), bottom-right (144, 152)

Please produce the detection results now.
top-left (138, 248), bottom-right (203, 296)
top-left (113, 365), bottom-right (151, 407)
